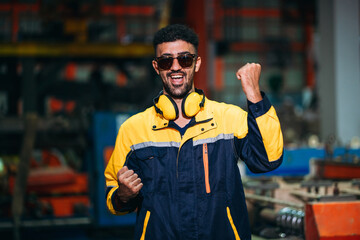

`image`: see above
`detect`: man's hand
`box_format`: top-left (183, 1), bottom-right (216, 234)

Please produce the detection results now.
top-left (236, 63), bottom-right (263, 103)
top-left (116, 166), bottom-right (143, 203)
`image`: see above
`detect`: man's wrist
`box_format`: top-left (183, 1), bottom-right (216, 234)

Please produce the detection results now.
top-left (246, 90), bottom-right (262, 103)
top-left (113, 188), bottom-right (127, 210)
top-left (112, 188), bottom-right (141, 212)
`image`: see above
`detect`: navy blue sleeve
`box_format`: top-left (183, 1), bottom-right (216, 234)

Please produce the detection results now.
top-left (235, 92), bottom-right (283, 173)
top-left (106, 187), bottom-right (142, 213)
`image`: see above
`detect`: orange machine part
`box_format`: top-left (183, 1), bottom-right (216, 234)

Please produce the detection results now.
top-left (315, 161), bottom-right (360, 179)
top-left (9, 172), bottom-right (88, 217)
top-left (27, 173), bottom-right (88, 194)
top-left (322, 164), bottom-right (360, 179)
top-left (305, 201), bottom-right (360, 240)
top-left (9, 171), bottom-right (88, 194)
top-left (40, 195), bottom-right (89, 217)
top-left (103, 146), bottom-right (114, 166)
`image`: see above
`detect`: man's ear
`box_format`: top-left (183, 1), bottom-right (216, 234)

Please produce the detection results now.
top-left (195, 56), bottom-right (201, 72)
top-left (152, 60), bottom-right (160, 75)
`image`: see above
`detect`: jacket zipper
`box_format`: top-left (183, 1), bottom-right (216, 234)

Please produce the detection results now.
top-left (203, 143), bottom-right (211, 193)
top-left (176, 122), bottom-right (210, 179)
top-left (176, 150), bottom-right (180, 179)
top-left (123, 149), bottom-right (134, 166)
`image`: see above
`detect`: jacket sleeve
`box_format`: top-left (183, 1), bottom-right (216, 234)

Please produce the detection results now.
top-left (104, 123), bottom-right (140, 215)
top-left (234, 92), bottom-right (284, 173)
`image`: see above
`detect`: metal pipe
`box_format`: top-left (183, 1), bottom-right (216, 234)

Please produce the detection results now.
top-left (245, 193), bottom-right (304, 209)
top-left (12, 113), bottom-right (38, 240)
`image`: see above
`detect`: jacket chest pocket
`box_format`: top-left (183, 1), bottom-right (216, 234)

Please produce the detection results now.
top-left (132, 147), bottom-right (167, 194)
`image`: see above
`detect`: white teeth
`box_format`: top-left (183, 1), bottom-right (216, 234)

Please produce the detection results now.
top-left (171, 75), bottom-right (183, 79)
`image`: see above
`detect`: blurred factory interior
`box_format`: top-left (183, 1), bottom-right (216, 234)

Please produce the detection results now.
top-left (0, 0), bottom-right (359, 239)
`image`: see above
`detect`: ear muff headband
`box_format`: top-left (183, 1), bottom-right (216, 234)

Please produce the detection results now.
top-left (153, 89), bottom-right (205, 120)
top-left (153, 92), bottom-right (178, 120)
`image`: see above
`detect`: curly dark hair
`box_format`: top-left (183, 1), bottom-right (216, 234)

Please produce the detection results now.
top-left (153, 24), bottom-right (199, 54)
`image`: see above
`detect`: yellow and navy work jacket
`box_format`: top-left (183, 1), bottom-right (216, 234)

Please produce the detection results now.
top-left (105, 93), bottom-right (283, 240)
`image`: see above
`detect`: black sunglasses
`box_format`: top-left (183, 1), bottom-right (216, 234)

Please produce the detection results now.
top-left (155, 54), bottom-right (196, 70)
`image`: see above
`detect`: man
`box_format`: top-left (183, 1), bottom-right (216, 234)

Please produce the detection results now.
top-left (105, 24), bottom-right (283, 240)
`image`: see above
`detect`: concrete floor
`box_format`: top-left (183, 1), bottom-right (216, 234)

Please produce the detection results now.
top-left (2, 226), bottom-right (304, 240)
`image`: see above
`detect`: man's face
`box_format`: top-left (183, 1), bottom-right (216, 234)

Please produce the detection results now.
top-left (152, 40), bottom-right (201, 99)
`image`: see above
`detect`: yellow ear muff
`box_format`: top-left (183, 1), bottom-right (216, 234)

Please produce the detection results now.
top-left (156, 95), bottom-right (178, 120)
top-left (182, 91), bottom-right (203, 118)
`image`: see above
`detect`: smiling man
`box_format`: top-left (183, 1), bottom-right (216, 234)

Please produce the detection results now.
top-left (104, 24), bottom-right (284, 240)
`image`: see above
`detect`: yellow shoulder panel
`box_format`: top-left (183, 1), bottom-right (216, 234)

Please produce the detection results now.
top-left (255, 106), bottom-right (284, 162)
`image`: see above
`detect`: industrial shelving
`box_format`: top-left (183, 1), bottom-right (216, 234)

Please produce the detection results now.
top-left (0, 1), bottom-right (161, 238)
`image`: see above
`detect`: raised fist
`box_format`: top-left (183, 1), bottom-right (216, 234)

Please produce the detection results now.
top-left (236, 63), bottom-right (262, 103)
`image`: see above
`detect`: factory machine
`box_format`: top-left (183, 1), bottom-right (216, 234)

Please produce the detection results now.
top-left (244, 146), bottom-right (360, 240)
top-left (0, 116), bottom-right (92, 234)
top-left (7, 149), bottom-right (90, 218)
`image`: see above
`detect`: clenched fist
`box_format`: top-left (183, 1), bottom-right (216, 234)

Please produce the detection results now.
top-left (236, 63), bottom-right (262, 103)
top-left (116, 166), bottom-right (143, 203)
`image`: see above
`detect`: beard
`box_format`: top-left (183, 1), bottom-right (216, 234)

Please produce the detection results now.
top-left (163, 77), bottom-right (192, 99)
top-left (162, 68), bottom-right (195, 100)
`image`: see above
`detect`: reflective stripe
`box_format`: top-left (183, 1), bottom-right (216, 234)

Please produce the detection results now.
top-left (193, 133), bottom-right (234, 146)
top-left (131, 141), bottom-right (180, 151)
top-left (140, 211), bottom-right (151, 240)
top-left (226, 207), bottom-right (240, 240)
top-left (203, 143), bottom-right (211, 193)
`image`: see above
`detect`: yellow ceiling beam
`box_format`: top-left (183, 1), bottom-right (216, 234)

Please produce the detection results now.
top-left (0, 43), bottom-right (154, 58)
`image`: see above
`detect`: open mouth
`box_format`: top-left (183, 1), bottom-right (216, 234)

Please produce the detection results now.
top-left (169, 73), bottom-right (185, 86)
